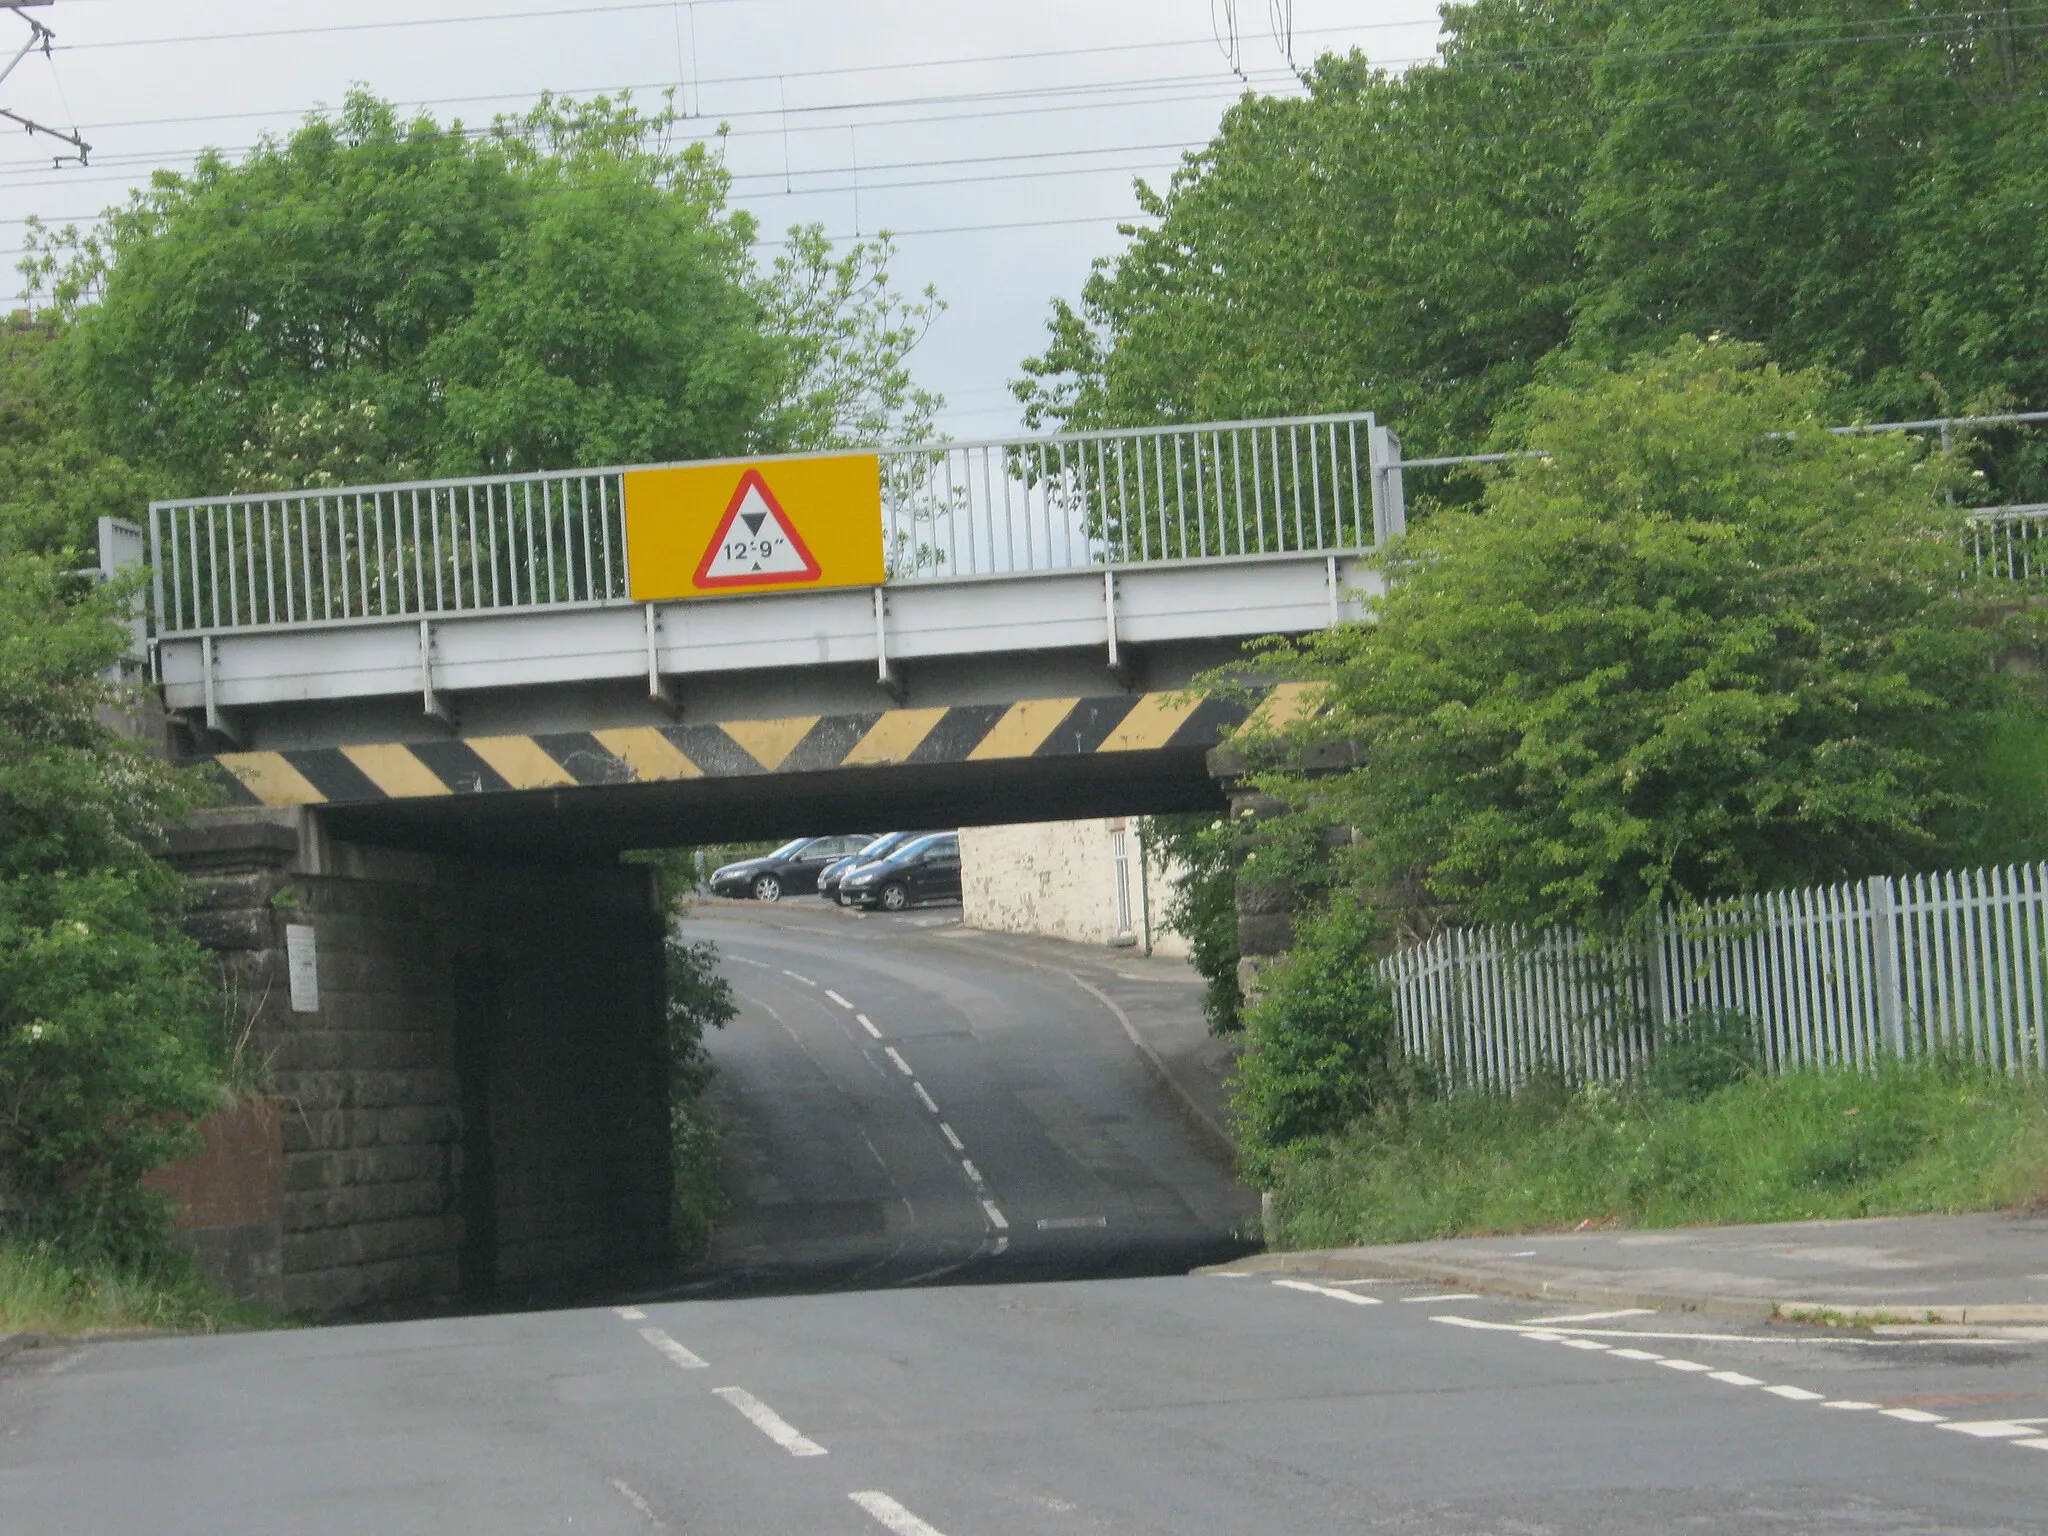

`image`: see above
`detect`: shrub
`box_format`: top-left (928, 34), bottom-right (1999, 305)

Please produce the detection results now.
top-left (1232, 893), bottom-right (1402, 1184)
top-left (1645, 1007), bottom-right (1761, 1103)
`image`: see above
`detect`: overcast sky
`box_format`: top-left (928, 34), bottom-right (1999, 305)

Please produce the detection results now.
top-left (0, 0), bottom-right (1445, 440)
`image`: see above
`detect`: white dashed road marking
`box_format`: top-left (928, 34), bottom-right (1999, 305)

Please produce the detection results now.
top-left (884, 1047), bottom-right (914, 1076)
top-left (857, 1013), bottom-right (883, 1038)
top-left (938, 1122), bottom-right (965, 1150)
top-left (851, 1490), bottom-right (950, 1535)
top-left (712, 1386), bottom-right (828, 1457)
top-left (825, 989), bottom-right (854, 1009)
top-left (1523, 1308), bottom-right (1657, 1325)
top-left (1037, 1216), bottom-right (1108, 1230)
top-left (639, 1328), bottom-right (707, 1370)
top-left (912, 1082), bottom-right (939, 1114)
top-left (1403, 1293), bottom-right (1481, 1302)
top-left (610, 1478), bottom-right (664, 1526)
top-left (980, 1200), bottom-right (1009, 1230)
top-left (960, 1159), bottom-right (985, 1186)
top-left (780, 970), bottom-right (816, 986)
top-left (1883, 1408), bottom-right (1949, 1424)
top-left (1272, 1278), bottom-right (1382, 1306)
top-left (612, 1305), bottom-right (646, 1320)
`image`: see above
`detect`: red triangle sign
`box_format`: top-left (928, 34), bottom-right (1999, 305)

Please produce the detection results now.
top-left (692, 468), bottom-right (825, 589)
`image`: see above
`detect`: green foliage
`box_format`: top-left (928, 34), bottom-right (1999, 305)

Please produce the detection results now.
top-left (0, 525), bottom-right (221, 1255)
top-left (0, 315), bottom-right (151, 556)
top-left (26, 89), bottom-right (941, 496)
top-left (659, 906), bottom-right (737, 1261)
top-left (1231, 894), bottom-right (1402, 1184)
top-left (1018, 1), bottom-right (2048, 494)
top-left (1269, 1057), bottom-right (2048, 1249)
top-left (1255, 340), bottom-right (2005, 941)
top-left (0, 1236), bottom-right (274, 1334)
top-left (1942, 705), bottom-right (2048, 867)
top-left (1140, 813), bottom-right (1241, 1034)
top-left (1644, 1007), bottom-right (1761, 1103)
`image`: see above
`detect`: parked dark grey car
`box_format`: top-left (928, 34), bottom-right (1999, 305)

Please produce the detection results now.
top-left (817, 831), bottom-right (937, 903)
top-left (708, 834), bottom-right (873, 902)
top-left (840, 832), bottom-right (962, 912)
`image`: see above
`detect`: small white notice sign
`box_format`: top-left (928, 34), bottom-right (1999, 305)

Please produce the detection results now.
top-left (285, 923), bottom-right (319, 1013)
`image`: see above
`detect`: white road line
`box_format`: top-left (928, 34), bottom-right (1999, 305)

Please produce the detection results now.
top-left (1764, 1385), bottom-right (1826, 1402)
top-left (884, 1047), bottom-right (914, 1076)
top-left (1560, 1338), bottom-right (1614, 1352)
top-left (938, 1121), bottom-right (965, 1150)
top-left (992, 1236), bottom-right (1010, 1255)
top-left (612, 1305), bottom-right (647, 1320)
top-left (960, 1158), bottom-right (985, 1186)
top-left (1403, 1293), bottom-right (1481, 1302)
top-left (609, 1478), bottom-right (664, 1526)
top-left (1609, 1348), bottom-right (1664, 1362)
top-left (2014, 1437), bottom-right (2048, 1451)
top-left (1882, 1408), bottom-right (1948, 1423)
top-left (1522, 1308), bottom-right (1657, 1325)
top-left (851, 1490), bottom-right (949, 1535)
top-left (1657, 1359), bottom-right (1713, 1373)
top-left (1708, 1371), bottom-right (1764, 1386)
top-left (638, 1327), bottom-right (707, 1370)
top-left (912, 1082), bottom-right (940, 1114)
top-left (1272, 1278), bottom-right (1383, 1306)
top-left (727, 955), bottom-right (771, 968)
top-left (825, 989), bottom-right (855, 1009)
top-left (712, 1386), bottom-right (827, 1456)
top-left (1429, 1314), bottom-right (2013, 1348)
top-left (781, 969), bottom-right (816, 986)
top-left (857, 1013), bottom-right (883, 1038)
top-left (980, 1200), bottom-right (1009, 1230)
top-left (1823, 1400), bottom-right (1882, 1410)
top-left (1941, 1420), bottom-right (2041, 1439)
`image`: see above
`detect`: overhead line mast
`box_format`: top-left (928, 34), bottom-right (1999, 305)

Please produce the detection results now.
top-left (0, 0), bottom-right (86, 166)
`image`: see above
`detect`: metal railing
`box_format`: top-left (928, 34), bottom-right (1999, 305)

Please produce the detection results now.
top-left (879, 411), bottom-right (1390, 580)
top-left (149, 411), bottom-right (1392, 637)
top-left (1383, 863), bottom-right (2048, 1094)
top-left (152, 469), bottom-right (625, 636)
top-left (1969, 503), bottom-right (2048, 584)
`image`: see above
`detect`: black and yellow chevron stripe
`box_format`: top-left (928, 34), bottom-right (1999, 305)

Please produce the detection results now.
top-left (203, 685), bottom-right (1324, 808)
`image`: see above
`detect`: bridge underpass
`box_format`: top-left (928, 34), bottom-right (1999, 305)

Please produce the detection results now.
top-left (140, 412), bottom-right (1382, 1315)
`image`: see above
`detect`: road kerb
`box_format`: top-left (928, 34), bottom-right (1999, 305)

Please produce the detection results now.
top-left (1196, 1250), bottom-right (2048, 1327)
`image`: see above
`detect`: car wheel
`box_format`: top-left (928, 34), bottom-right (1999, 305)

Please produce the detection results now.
top-left (752, 874), bottom-right (783, 902)
top-left (879, 882), bottom-right (909, 912)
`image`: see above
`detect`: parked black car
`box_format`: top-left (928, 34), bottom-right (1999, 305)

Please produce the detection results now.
top-left (840, 832), bottom-right (962, 911)
top-left (818, 830), bottom-right (936, 903)
top-left (708, 834), bottom-right (873, 901)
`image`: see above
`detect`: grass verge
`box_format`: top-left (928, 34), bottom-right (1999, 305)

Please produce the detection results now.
top-left (0, 1240), bottom-right (279, 1336)
top-left (1268, 1057), bottom-right (2048, 1249)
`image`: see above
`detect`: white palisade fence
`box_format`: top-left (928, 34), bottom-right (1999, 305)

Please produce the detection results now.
top-left (1381, 863), bottom-right (2048, 1092)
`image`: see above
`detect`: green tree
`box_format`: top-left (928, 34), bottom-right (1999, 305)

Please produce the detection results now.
top-left (0, 314), bottom-right (150, 554)
top-left (1253, 339), bottom-right (2006, 941)
top-left (26, 89), bottom-right (942, 496)
top-left (1019, 2), bottom-right (2048, 492)
top-left (0, 519), bottom-right (219, 1254)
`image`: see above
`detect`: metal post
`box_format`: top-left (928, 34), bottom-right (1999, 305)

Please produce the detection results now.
top-left (874, 586), bottom-right (905, 702)
top-left (1868, 874), bottom-right (1907, 1058)
top-left (1368, 422), bottom-right (1406, 544)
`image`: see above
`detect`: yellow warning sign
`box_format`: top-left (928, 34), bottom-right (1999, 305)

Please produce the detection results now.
top-left (624, 453), bottom-right (884, 601)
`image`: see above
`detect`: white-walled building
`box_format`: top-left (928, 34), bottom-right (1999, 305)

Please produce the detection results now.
top-left (958, 818), bottom-right (1188, 957)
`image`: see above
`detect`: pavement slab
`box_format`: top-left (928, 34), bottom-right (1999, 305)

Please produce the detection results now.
top-left (1222, 1211), bottom-right (2048, 1324)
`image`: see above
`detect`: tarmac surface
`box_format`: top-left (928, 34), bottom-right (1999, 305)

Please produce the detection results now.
top-left (6, 902), bottom-right (2048, 1531)
top-left (1227, 1211), bottom-right (2048, 1325)
top-left (673, 899), bottom-right (1257, 1297)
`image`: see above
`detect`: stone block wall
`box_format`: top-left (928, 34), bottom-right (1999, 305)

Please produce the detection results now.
top-left (163, 814), bottom-right (672, 1316)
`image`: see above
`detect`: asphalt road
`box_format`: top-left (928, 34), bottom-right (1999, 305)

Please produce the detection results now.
top-left (8, 1271), bottom-right (2048, 1532)
top-left (672, 900), bottom-right (1257, 1297)
top-left (7, 905), bottom-right (2048, 1531)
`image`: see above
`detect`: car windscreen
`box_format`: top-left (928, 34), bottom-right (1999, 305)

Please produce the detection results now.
top-left (890, 834), bottom-right (948, 862)
top-left (767, 838), bottom-right (810, 860)
top-left (856, 832), bottom-right (905, 857)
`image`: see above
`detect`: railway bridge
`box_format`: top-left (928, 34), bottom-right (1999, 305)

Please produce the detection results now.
top-left (129, 411), bottom-right (1403, 1313)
